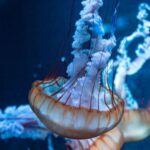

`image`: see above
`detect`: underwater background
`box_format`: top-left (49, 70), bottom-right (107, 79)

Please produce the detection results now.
top-left (0, 0), bottom-right (150, 149)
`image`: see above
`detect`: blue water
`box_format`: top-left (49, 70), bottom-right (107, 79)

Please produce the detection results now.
top-left (0, 0), bottom-right (150, 149)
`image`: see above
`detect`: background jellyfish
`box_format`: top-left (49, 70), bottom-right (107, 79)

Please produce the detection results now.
top-left (0, 0), bottom-right (150, 150)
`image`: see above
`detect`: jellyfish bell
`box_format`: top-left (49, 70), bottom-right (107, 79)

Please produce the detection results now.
top-left (29, 0), bottom-right (124, 139)
top-left (29, 76), bottom-right (124, 139)
top-left (66, 108), bottom-right (150, 150)
top-left (66, 127), bottom-right (124, 150)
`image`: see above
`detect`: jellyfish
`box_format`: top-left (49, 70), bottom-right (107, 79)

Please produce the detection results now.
top-left (66, 127), bottom-right (124, 150)
top-left (67, 108), bottom-right (150, 150)
top-left (29, 0), bottom-right (124, 139)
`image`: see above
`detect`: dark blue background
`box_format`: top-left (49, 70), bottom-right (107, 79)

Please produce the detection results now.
top-left (0, 0), bottom-right (150, 149)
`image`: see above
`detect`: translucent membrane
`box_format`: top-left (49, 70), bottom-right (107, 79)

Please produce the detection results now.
top-left (119, 109), bottom-right (150, 142)
top-left (29, 77), bottom-right (124, 139)
top-left (67, 127), bottom-right (124, 150)
top-left (67, 108), bottom-right (150, 150)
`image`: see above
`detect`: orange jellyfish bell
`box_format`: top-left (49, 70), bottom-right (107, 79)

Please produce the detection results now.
top-left (29, 75), bottom-right (124, 139)
top-left (29, 0), bottom-right (124, 139)
top-left (67, 108), bottom-right (150, 150)
top-left (67, 127), bottom-right (124, 150)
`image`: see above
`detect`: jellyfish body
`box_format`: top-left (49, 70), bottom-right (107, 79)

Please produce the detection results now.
top-left (67, 127), bottom-right (124, 150)
top-left (29, 76), bottom-right (124, 139)
top-left (67, 108), bottom-right (150, 150)
top-left (29, 0), bottom-right (124, 139)
top-left (119, 109), bottom-right (150, 142)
